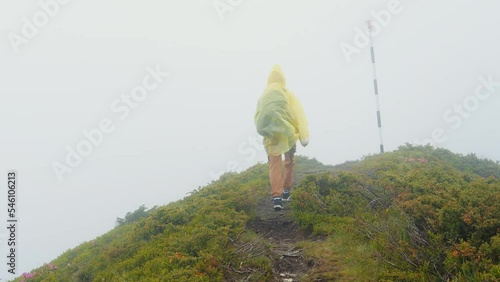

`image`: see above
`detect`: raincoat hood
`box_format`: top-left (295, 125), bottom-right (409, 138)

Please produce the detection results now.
top-left (267, 64), bottom-right (286, 87)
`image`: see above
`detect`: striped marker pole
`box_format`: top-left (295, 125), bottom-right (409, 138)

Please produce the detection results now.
top-left (367, 20), bottom-right (384, 153)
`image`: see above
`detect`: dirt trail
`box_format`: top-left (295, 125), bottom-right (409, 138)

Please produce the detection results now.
top-left (246, 197), bottom-right (311, 282)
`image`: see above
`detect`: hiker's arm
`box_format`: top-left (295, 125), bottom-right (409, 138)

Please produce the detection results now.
top-left (288, 92), bottom-right (309, 147)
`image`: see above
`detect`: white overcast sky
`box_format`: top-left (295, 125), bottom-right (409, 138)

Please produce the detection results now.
top-left (1, 0), bottom-right (500, 277)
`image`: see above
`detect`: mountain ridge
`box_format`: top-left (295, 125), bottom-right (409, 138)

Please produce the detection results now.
top-left (15, 145), bottom-right (500, 281)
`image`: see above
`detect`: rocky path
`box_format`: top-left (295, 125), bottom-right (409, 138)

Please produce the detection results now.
top-left (246, 197), bottom-right (311, 282)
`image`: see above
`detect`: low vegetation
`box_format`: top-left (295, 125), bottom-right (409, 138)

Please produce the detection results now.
top-left (292, 145), bottom-right (500, 281)
top-left (15, 145), bottom-right (500, 281)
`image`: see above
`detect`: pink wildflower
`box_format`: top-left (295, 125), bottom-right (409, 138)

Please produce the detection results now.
top-left (22, 272), bottom-right (35, 279)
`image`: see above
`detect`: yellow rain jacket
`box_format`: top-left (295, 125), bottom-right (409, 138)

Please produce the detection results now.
top-left (255, 65), bottom-right (309, 155)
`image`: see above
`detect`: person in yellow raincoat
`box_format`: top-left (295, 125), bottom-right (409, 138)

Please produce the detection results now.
top-left (255, 65), bottom-right (309, 211)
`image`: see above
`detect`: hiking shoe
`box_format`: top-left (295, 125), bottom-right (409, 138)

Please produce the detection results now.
top-left (282, 189), bottom-right (291, 202)
top-left (273, 197), bottom-right (283, 211)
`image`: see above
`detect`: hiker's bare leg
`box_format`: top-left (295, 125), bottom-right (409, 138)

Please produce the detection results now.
top-left (269, 154), bottom-right (283, 197)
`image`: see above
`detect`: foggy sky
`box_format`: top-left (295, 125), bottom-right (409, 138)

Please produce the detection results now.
top-left (1, 0), bottom-right (500, 277)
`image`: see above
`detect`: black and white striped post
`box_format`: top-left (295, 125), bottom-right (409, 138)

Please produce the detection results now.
top-left (366, 20), bottom-right (384, 153)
